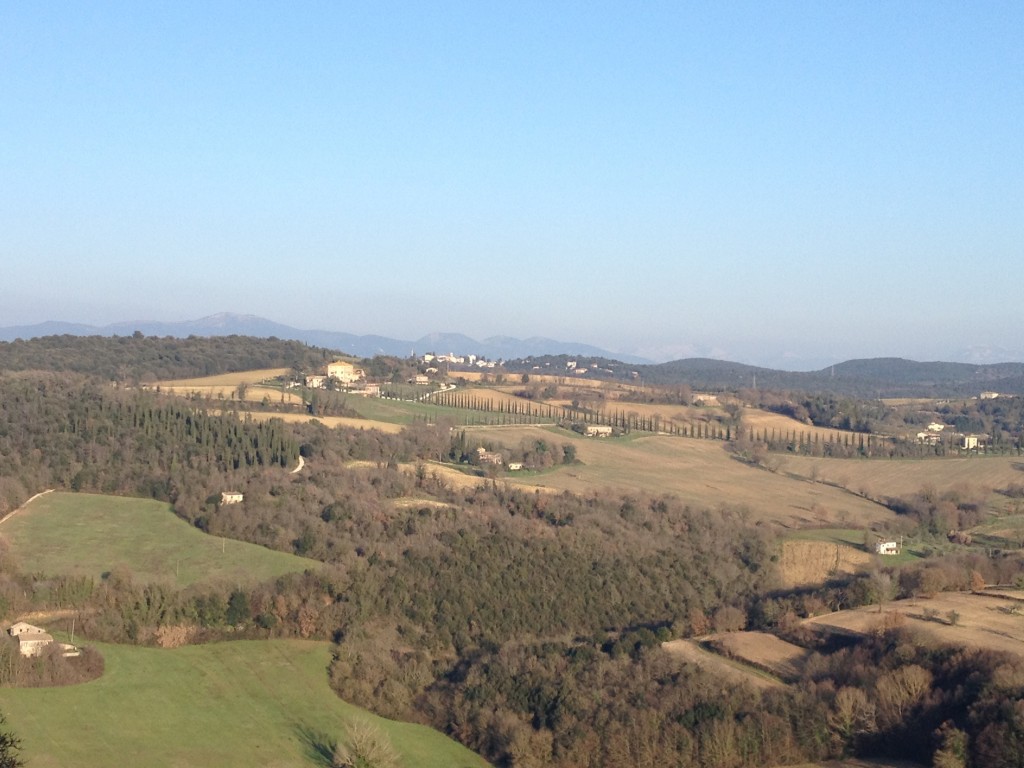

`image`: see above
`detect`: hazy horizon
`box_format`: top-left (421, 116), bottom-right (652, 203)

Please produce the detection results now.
top-left (3, 310), bottom-right (1023, 371)
top-left (3, 4), bottom-right (1021, 369)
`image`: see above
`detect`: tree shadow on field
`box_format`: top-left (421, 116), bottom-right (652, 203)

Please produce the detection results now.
top-left (295, 725), bottom-right (335, 767)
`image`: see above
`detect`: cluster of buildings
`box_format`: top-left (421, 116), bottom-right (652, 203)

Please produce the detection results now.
top-left (6, 622), bottom-right (80, 658)
top-left (303, 360), bottom-right (379, 395)
top-left (914, 421), bottom-right (986, 450)
top-left (421, 353), bottom-right (498, 369)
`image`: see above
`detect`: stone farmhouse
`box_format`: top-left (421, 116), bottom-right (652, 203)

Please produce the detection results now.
top-left (7, 622), bottom-right (79, 658)
top-left (327, 360), bottom-right (365, 384)
top-left (475, 447), bottom-right (503, 466)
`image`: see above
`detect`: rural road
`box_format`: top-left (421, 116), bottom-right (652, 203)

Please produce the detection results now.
top-left (291, 455), bottom-right (305, 474)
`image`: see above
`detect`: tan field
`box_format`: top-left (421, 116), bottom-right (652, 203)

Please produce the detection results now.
top-left (154, 368), bottom-right (291, 387)
top-left (661, 639), bottom-right (784, 690)
top-left (159, 383), bottom-right (306, 405)
top-left (741, 408), bottom-right (868, 443)
top-left (709, 631), bottom-right (811, 680)
top-left (241, 411), bottom-right (404, 434)
top-left (780, 453), bottom-right (1023, 506)
top-left (779, 540), bottom-right (874, 588)
top-left (547, 398), bottom-right (723, 427)
top-left (806, 592), bottom-right (1024, 658)
top-left (463, 425), bottom-right (895, 527)
top-left (441, 387), bottom-right (550, 410)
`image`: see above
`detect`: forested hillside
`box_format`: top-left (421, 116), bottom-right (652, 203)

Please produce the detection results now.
top-left (4, 338), bottom-right (1024, 766)
top-left (0, 333), bottom-right (341, 382)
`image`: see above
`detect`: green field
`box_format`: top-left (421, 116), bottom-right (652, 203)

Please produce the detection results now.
top-left (0, 492), bottom-right (320, 587)
top-left (0, 639), bottom-right (487, 768)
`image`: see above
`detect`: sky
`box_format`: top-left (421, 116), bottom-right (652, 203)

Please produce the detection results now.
top-left (2, 2), bottom-right (1022, 369)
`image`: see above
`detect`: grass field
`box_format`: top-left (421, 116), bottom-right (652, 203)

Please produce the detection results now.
top-left (780, 453), bottom-right (1024, 507)
top-left (463, 425), bottom-right (896, 527)
top-left (0, 492), bottom-right (320, 587)
top-left (0, 639), bottom-right (487, 768)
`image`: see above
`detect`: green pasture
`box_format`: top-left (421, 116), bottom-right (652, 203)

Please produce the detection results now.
top-left (343, 393), bottom-right (553, 428)
top-left (0, 492), bottom-right (320, 587)
top-left (0, 639), bottom-right (487, 768)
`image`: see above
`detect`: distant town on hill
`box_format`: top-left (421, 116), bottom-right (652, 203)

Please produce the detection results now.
top-left (3, 313), bottom-right (1024, 399)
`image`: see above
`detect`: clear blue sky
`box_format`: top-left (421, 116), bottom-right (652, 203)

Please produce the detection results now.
top-left (2, 2), bottom-right (1021, 367)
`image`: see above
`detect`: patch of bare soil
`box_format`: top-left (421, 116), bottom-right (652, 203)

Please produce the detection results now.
top-left (779, 540), bottom-right (873, 588)
top-left (806, 592), bottom-right (1024, 658)
top-left (708, 631), bottom-right (811, 681)
top-left (660, 639), bottom-right (784, 690)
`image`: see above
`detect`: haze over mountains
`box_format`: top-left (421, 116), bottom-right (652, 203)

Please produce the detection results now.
top-left (0, 313), bottom-right (652, 366)
top-left (1, 313), bottom-right (1022, 381)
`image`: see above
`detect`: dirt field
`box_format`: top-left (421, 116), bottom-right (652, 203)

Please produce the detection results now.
top-left (661, 639), bottom-right (784, 690)
top-left (779, 540), bottom-right (875, 587)
top-left (709, 631), bottom-right (811, 680)
top-left (806, 592), bottom-right (1024, 658)
top-left (464, 425), bottom-right (895, 527)
top-left (239, 410), bottom-right (405, 434)
top-left (154, 369), bottom-right (291, 387)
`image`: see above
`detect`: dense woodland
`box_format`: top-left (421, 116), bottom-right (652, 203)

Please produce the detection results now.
top-left (0, 334), bottom-right (340, 382)
top-left (4, 337), bottom-right (1024, 766)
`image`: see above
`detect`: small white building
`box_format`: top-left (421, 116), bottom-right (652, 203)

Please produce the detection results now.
top-left (220, 491), bottom-right (244, 505)
top-left (980, 391), bottom-right (1000, 400)
top-left (962, 435), bottom-right (980, 450)
top-left (585, 425), bottom-right (613, 437)
top-left (875, 540), bottom-right (901, 556)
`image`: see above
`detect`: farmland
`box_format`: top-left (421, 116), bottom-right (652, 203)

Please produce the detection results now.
top-left (806, 591), bottom-right (1024, 659)
top-left (0, 639), bottom-right (487, 768)
top-left (0, 492), bottom-right (320, 587)
top-left (461, 424), bottom-right (896, 527)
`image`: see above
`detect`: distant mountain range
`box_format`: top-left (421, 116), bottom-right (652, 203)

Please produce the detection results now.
top-left (0, 313), bottom-right (653, 365)
top-left (3, 313), bottom-right (1023, 397)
